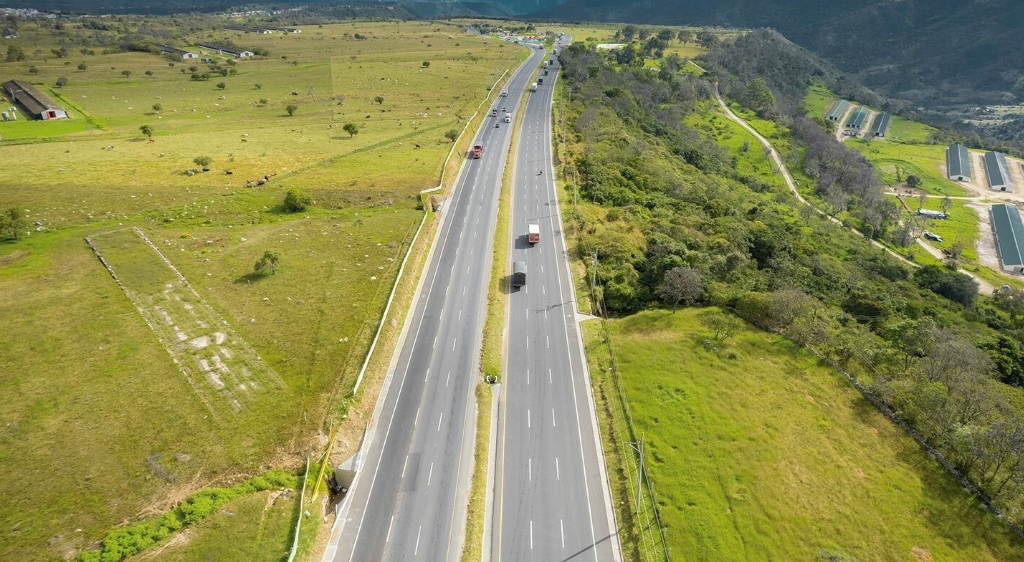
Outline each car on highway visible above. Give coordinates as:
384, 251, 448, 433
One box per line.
512, 261, 527, 288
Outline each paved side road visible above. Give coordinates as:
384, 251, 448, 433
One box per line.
492, 36, 622, 562
325, 46, 545, 562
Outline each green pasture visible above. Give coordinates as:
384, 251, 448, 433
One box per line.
585, 308, 1024, 562
897, 195, 980, 261
848, 139, 971, 197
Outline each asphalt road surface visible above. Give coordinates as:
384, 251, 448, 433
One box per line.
492, 36, 622, 562
327, 46, 546, 562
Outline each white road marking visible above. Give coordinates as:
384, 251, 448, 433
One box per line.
452, 338, 457, 351
546, 335, 550, 348
415, 526, 422, 556
527, 409, 531, 428
458, 309, 462, 321
386, 515, 396, 543
556, 456, 560, 480
560, 519, 565, 548
428, 462, 434, 486
438, 412, 444, 431
446, 370, 451, 388
463, 286, 467, 296
414, 406, 421, 426
544, 309, 548, 319
542, 285, 546, 295
540, 264, 544, 274
526, 337, 529, 349
549, 368, 553, 384
552, 408, 557, 427
530, 521, 534, 550
529, 457, 532, 481
527, 368, 530, 385
402, 455, 409, 478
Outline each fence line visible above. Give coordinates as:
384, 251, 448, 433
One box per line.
287, 457, 311, 562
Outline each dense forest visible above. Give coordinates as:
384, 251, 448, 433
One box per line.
559, 32, 1024, 527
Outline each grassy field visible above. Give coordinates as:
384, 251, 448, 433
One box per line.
584, 308, 1024, 562
848, 139, 971, 197
686, 103, 788, 192
0, 20, 527, 562
896, 195, 980, 261
804, 82, 837, 120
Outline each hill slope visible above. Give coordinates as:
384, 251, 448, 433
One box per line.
542, 0, 1024, 109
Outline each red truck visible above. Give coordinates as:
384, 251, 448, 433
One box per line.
472, 145, 483, 159
528, 224, 540, 244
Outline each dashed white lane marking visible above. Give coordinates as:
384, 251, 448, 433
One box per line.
549, 368, 553, 384
402, 455, 409, 478
527, 409, 531, 428
446, 370, 451, 388
415, 526, 422, 556
556, 456, 560, 480
546, 335, 550, 348
387, 515, 396, 543
428, 462, 434, 486
560, 519, 565, 548
529, 457, 532, 482
552, 408, 557, 427
437, 411, 444, 431
527, 368, 530, 385
452, 338, 457, 351
530, 521, 534, 550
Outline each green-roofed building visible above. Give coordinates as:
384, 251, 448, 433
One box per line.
947, 144, 971, 181
870, 112, 891, 137
845, 106, 868, 130
826, 99, 849, 122
992, 204, 1024, 273
985, 151, 1015, 192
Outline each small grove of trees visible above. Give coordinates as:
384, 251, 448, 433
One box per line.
342, 123, 359, 138
55, 77, 68, 88
140, 125, 153, 138
254, 251, 280, 276
444, 128, 459, 143
0, 207, 27, 241
285, 104, 297, 116
282, 190, 312, 213
6, 44, 26, 62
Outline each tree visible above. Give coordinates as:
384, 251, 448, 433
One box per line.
140, 125, 153, 138
285, 104, 297, 116
145, 70, 153, 76
677, 30, 693, 44
657, 29, 675, 42
696, 31, 718, 49
656, 266, 702, 312
422, 61, 430, 68
906, 175, 921, 188
255, 83, 262, 90
28, 65, 38, 74
620, 24, 638, 41
6, 44, 26, 62
253, 251, 280, 276
0, 207, 27, 240
941, 195, 953, 214
193, 156, 212, 171
216, 82, 226, 90
152, 103, 162, 112
374, 95, 384, 105
282, 190, 313, 212
342, 123, 359, 138
77, 62, 87, 71
638, 28, 652, 41
703, 311, 741, 346
743, 78, 776, 116
121, 70, 131, 78
444, 128, 459, 143
55, 77, 68, 88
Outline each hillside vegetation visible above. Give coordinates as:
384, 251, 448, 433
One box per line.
557, 32, 1024, 556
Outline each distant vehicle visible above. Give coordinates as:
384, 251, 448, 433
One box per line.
491, 108, 497, 117
548, 59, 554, 66
500, 90, 508, 97
528, 224, 540, 244
537, 78, 543, 85
923, 231, 944, 242
495, 122, 500, 128
512, 261, 527, 288
472, 145, 483, 159
504, 112, 511, 123
543, 69, 549, 76
530, 82, 538, 92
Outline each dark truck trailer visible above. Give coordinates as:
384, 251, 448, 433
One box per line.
512, 261, 527, 288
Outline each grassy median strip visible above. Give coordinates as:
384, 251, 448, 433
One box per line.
462, 55, 543, 562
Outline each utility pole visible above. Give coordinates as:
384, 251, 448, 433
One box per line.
635, 432, 644, 514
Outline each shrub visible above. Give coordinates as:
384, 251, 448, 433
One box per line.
282, 190, 313, 212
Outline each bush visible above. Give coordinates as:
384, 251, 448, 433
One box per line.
282, 190, 313, 212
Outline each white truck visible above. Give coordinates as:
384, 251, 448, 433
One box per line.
528, 224, 540, 244
530, 82, 538, 92
504, 112, 511, 123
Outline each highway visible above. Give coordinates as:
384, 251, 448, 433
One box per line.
327, 46, 546, 561
492, 36, 622, 561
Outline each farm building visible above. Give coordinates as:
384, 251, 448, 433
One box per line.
871, 112, 891, 137
991, 204, 1024, 273
271, 27, 301, 33
2, 28, 17, 39
825, 100, 849, 122
947, 144, 972, 181
984, 151, 1015, 192
155, 44, 198, 60
845, 106, 868, 131
1, 79, 67, 120
197, 42, 254, 58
